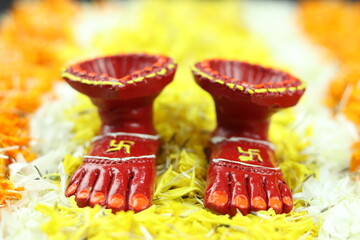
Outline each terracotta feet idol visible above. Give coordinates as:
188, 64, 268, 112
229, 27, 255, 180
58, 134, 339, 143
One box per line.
62, 54, 176, 212
192, 60, 305, 216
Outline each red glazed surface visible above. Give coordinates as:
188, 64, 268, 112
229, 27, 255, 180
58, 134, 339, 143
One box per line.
62, 53, 176, 212
192, 59, 305, 216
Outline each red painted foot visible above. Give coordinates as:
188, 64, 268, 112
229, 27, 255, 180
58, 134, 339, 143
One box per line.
62, 54, 176, 212
66, 132, 158, 212
205, 138, 292, 215
192, 59, 305, 216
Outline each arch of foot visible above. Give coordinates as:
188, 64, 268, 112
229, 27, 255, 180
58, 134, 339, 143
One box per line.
62, 53, 177, 212
192, 59, 305, 216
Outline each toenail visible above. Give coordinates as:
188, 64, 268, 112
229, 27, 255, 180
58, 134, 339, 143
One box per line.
252, 196, 267, 210
269, 197, 282, 210
66, 184, 77, 196
208, 190, 228, 207
90, 192, 105, 205
282, 196, 293, 206
109, 194, 124, 209
234, 195, 249, 209
130, 193, 149, 211
77, 189, 90, 199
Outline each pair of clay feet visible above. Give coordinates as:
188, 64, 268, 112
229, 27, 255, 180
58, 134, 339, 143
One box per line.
63, 54, 305, 216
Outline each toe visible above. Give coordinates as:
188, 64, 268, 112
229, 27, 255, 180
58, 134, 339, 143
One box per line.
108, 193, 125, 209
129, 193, 149, 212
66, 168, 85, 197
90, 192, 106, 206
278, 180, 293, 213
89, 169, 111, 207
204, 165, 230, 215
75, 169, 99, 207
248, 175, 267, 212
207, 190, 229, 208
66, 183, 79, 197
229, 172, 250, 216
128, 164, 156, 212
106, 168, 130, 212
265, 177, 283, 214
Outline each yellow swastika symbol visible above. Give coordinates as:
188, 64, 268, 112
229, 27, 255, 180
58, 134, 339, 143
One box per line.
106, 140, 135, 154
237, 147, 263, 162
